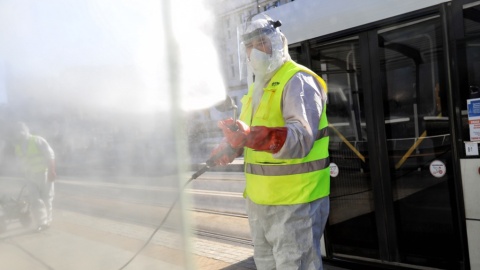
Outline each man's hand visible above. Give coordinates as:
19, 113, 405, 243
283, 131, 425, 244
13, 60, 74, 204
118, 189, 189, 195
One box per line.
218, 119, 250, 149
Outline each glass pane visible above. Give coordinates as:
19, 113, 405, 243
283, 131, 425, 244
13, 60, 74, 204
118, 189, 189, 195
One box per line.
466, 38, 480, 94
309, 38, 379, 259
464, 4, 480, 143
0, 1, 226, 269
464, 3, 480, 36
378, 17, 461, 268
289, 45, 308, 66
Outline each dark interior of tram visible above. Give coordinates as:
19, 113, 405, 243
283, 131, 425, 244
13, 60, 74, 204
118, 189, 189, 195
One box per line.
302, 19, 462, 268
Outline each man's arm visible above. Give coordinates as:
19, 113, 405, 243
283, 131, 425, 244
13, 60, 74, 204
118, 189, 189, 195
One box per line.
47, 159, 56, 181
218, 72, 326, 158
36, 136, 56, 181
274, 71, 326, 159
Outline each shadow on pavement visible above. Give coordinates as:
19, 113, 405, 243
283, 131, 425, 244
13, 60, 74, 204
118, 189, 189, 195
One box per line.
220, 256, 256, 270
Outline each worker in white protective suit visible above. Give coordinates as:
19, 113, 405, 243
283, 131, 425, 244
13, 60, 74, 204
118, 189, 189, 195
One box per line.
210, 15, 330, 270
11, 122, 56, 231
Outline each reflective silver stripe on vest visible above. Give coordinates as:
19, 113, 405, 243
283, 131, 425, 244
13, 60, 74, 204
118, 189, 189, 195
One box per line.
245, 157, 330, 176
315, 127, 328, 141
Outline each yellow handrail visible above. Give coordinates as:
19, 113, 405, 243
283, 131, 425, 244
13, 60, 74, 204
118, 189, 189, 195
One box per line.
394, 130, 427, 170
328, 124, 366, 162
394, 113, 442, 170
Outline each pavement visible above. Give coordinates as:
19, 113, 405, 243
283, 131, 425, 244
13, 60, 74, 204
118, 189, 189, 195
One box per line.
0, 209, 348, 270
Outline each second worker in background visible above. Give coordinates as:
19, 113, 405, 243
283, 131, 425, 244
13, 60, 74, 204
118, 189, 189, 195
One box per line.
10, 122, 56, 231
210, 15, 331, 270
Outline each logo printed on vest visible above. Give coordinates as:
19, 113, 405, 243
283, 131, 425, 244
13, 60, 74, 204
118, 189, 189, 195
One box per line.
271, 82, 280, 86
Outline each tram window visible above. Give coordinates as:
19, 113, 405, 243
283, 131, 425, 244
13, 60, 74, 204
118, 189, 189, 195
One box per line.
466, 42, 480, 92
464, 3, 480, 36
309, 39, 365, 141
288, 45, 308, 66
462, 3, 480, 143
464, 3, 480, 93
379, 19, 445, 139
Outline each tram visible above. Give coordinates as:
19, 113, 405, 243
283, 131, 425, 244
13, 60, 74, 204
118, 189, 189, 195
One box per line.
262, 0, 480, 269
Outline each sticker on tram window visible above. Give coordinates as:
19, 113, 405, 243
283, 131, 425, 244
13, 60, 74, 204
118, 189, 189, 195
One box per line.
429, 160, 446, 178
330, 162, 339, 177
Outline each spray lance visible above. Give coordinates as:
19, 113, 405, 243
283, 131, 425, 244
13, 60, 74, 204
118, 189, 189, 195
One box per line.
119, 96, 239, 270
191, 95, 239, 179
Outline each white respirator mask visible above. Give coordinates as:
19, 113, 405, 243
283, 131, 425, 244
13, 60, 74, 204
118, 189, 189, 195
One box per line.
248, 48, 273, 76
237, 15, 286, 81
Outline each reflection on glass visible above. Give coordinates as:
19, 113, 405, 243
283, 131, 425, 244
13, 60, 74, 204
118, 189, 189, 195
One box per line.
461, 3, 480, 142
308, 38, 378, 259
464, 3, 480, 36
0, 1, 226, 269
379, 17, 461, 268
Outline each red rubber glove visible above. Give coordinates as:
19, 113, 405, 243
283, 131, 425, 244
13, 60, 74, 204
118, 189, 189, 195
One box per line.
218, 118, 250, 149
246, 126, 287, 153
209, 140, 243, 166
218, 119, 287, 154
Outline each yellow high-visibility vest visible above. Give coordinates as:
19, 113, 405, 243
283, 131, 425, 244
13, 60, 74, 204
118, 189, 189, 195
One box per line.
239, 61, 330, 205
15, 137, 47, 175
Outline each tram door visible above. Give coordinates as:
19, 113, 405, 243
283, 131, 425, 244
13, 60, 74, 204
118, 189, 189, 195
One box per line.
305, 16, 463, 269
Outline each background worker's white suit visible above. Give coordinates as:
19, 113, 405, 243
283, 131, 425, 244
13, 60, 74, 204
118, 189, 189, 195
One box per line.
13, 122, 56, 231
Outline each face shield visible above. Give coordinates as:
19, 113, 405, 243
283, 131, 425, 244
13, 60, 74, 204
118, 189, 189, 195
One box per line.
237, 17, 285, 80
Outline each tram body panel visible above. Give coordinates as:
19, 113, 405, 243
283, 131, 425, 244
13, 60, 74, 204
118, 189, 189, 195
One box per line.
461, 158, 480, 270
263, 0, 450, 44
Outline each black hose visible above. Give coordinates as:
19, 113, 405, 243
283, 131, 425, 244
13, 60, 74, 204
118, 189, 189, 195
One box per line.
118, 176, 194, 270
118, 145, 236, 269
